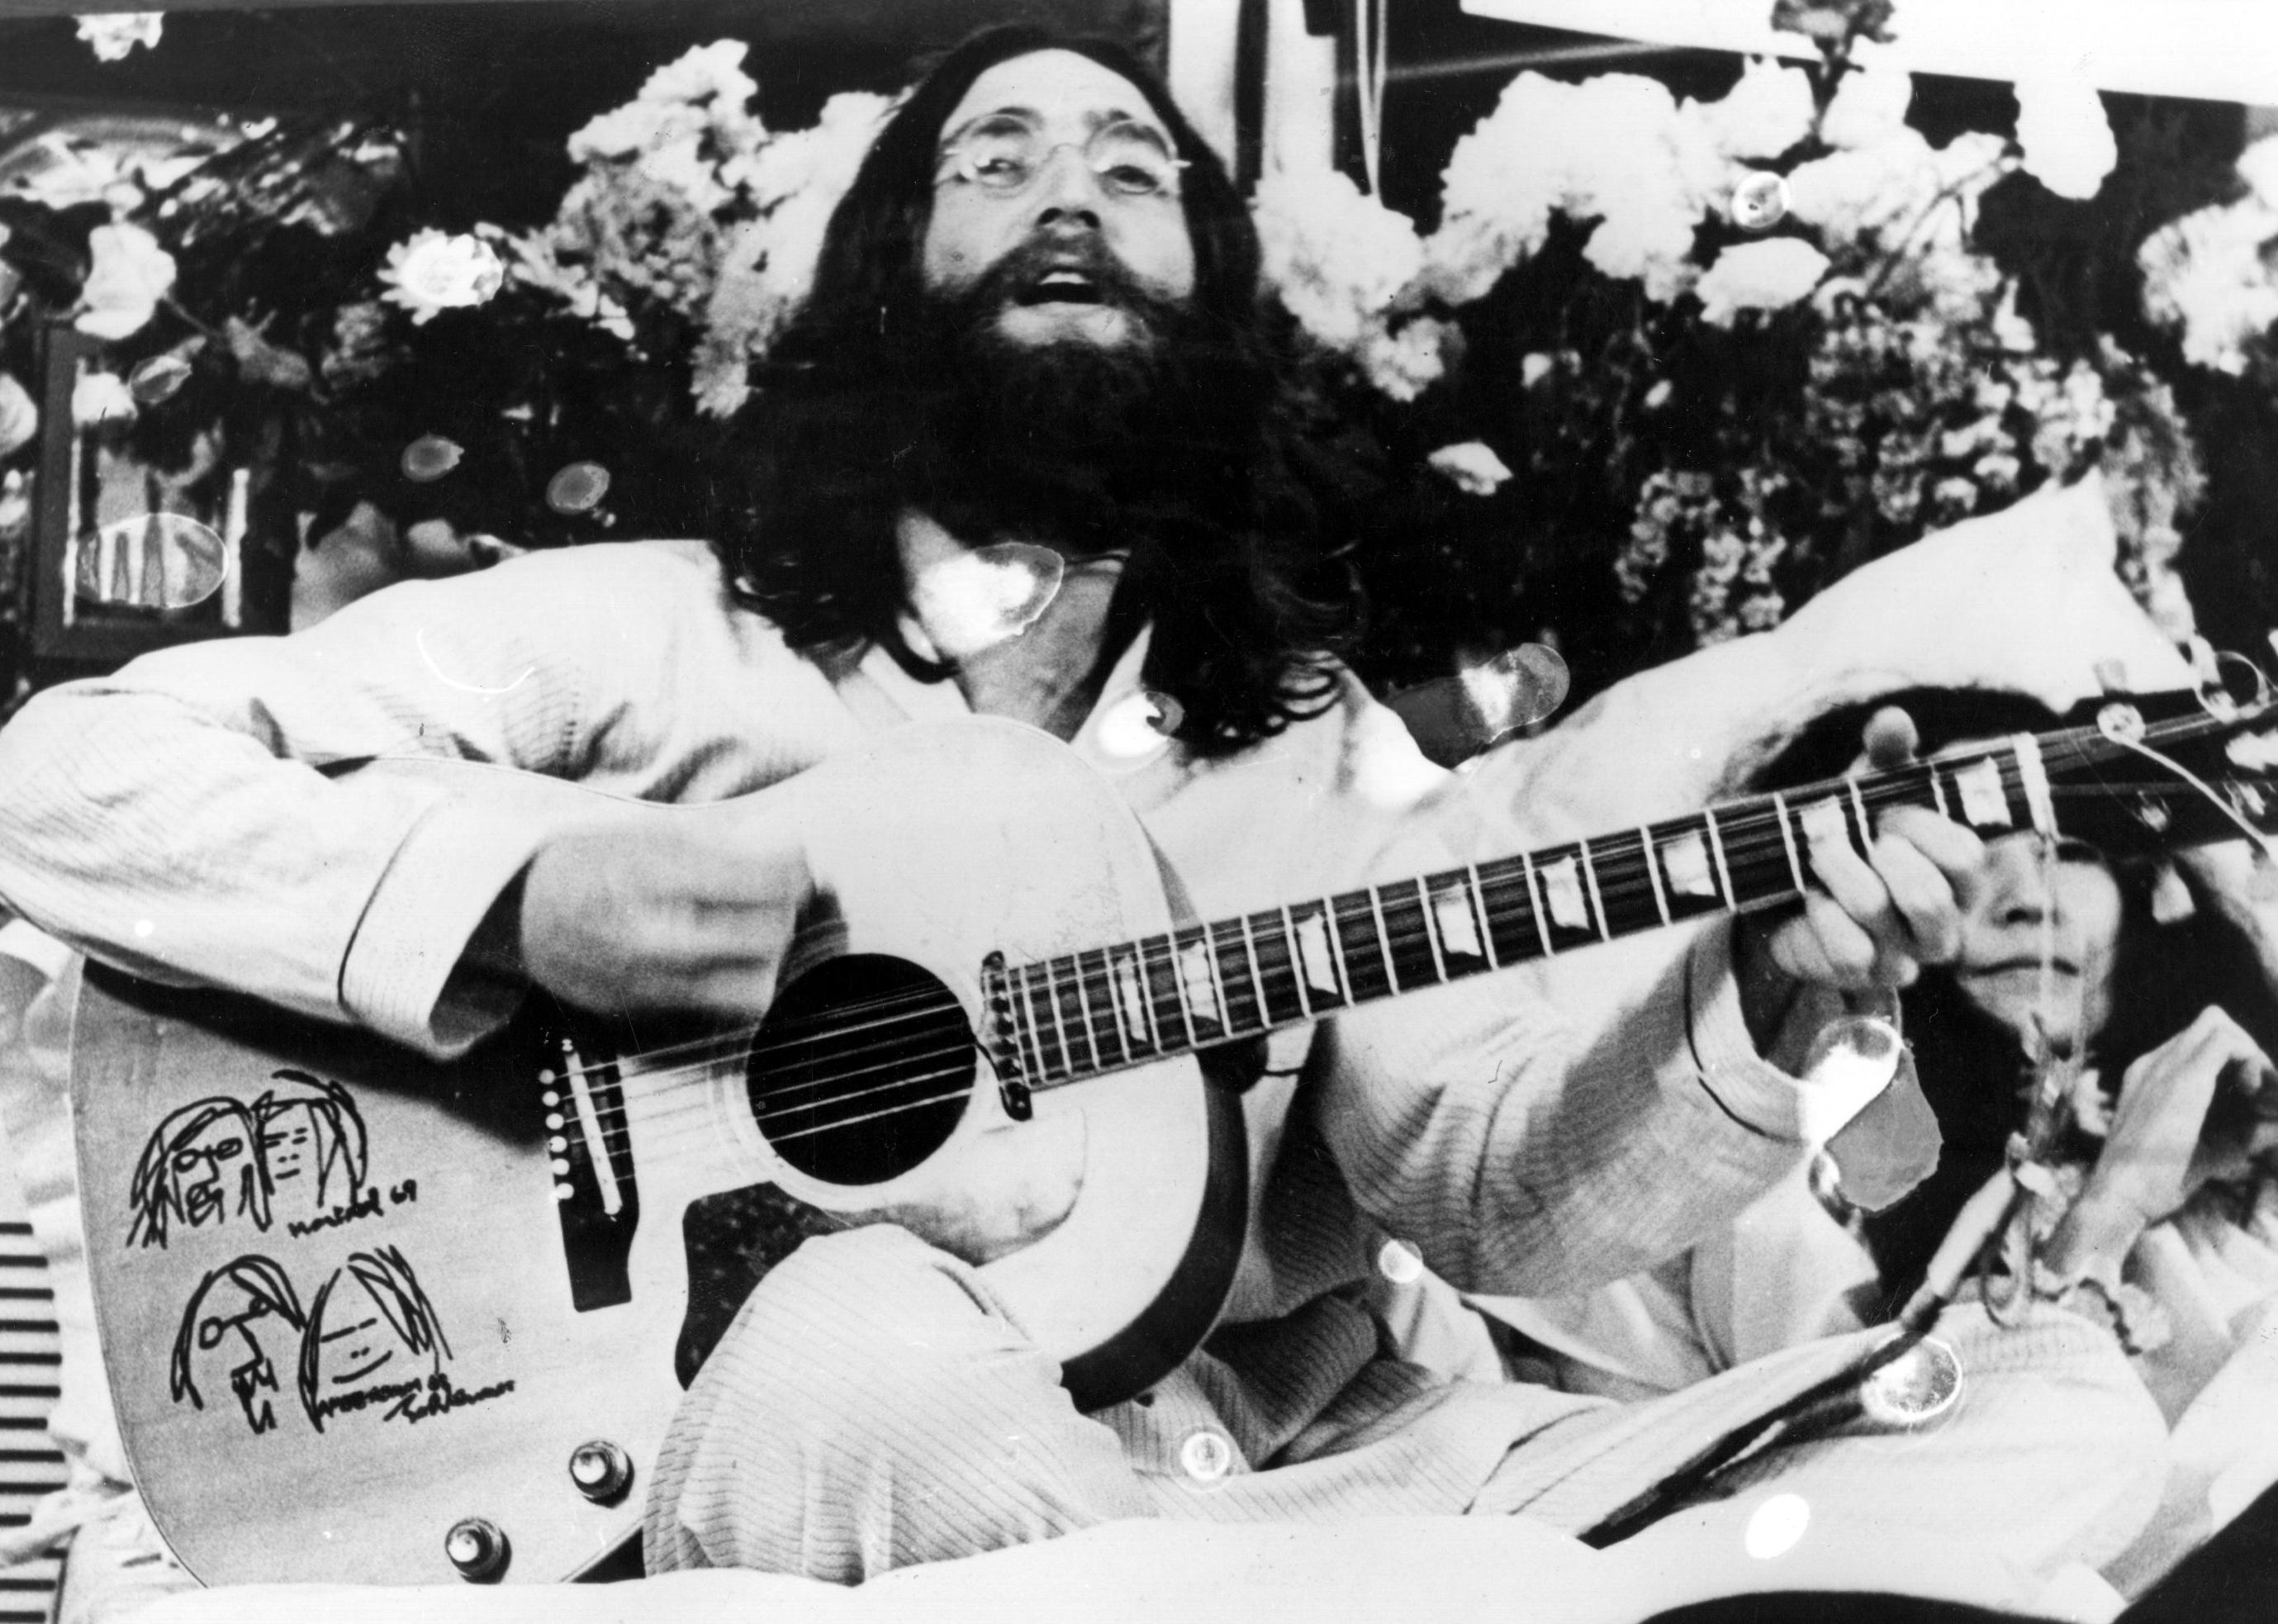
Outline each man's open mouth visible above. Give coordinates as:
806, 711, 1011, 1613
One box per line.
1016, 268, 1108, 306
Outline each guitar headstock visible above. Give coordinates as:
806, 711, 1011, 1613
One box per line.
2038, 685, 2278, 860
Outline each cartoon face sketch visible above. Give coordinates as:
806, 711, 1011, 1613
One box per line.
130, 1099, 265, 1248
171, 1256, 307, 1436
298, 1247, 452, 1429
129, 1071, 373, 1246
252, 1071, 369, 1223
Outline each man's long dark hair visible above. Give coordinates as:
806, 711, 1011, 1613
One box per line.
705, 24, 1352, 756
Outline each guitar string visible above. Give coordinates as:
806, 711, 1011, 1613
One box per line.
559, 733, 2198, 1157
596, 761, 2030, 1155
567, 753, 2159, 1160
547, 716, 2181, 1115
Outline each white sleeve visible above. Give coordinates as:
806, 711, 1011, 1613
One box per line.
0, 545, 726, 1055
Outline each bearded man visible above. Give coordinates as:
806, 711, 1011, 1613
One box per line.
0, 24, 2164, 1602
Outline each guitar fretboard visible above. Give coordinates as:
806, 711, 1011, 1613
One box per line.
996, 735, 2056, 1090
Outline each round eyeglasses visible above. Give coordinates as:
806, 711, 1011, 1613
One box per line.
937, 112, 1187, 200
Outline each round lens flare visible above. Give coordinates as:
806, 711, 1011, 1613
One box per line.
1729, 171, 1791, 231
545, 461, 612, 515
904, 540, 1063, 661
75, 512, 230, 610
401, 434, 464, 483
1386, 644, 1571, 763
1859, 1337, 1963, 1427
127, 353, 195, 405
1095, 688, 1183, 760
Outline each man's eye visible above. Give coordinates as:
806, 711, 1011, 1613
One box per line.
197, 1318, 225, 1349
970, 152, 1029, 183
1099, 163, 1164, 195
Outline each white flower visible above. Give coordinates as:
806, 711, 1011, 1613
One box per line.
642, 40, 760, 114
1692, 56, 1815, 161
1425, 71, 1735, 309
0, 373, 36, 458
1255, 166, 1423, 350
2238, 135, 2278, 207
569, 41, 762, 168
378, 230, 505, 325
1693, 237, 1830, 325
1820, 45, 1914, 150
685, 92, 892, 415
1786, 128, 2005, 247
1427, 441, 1513, 496
73, 12, 162, 62
71, 370, 136, 427
75, 222, 176, 340
2015, 76, 2115, 202
1358, 316, 1449, 401
2138, 194, 2278, 374
638, 135, 733, 215
10, 135, 142, 214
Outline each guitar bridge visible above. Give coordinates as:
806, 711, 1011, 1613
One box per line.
981, 951, 1032, 1122
534, 1012, 641, 1312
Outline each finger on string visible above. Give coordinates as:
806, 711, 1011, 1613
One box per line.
1807, 834, 1905, 961
1876, 805, 1987, 903
1868, 831, 1962, 966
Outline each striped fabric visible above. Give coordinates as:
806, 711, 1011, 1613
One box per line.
0, 1184, 64, 1624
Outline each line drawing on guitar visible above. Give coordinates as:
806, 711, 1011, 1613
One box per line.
127, 1071, 373, 1248
169, 1244, 513, 1439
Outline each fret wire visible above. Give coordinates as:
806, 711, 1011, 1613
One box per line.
1054, 956, 1097, 1079
1280, 906, 1315, 1019
1847, 777, 1873, 857
1154, 933, 1198, 1055
1640, 825, 1671, 926
1010, 962, 1047, 1084
1133, 944, 1164, 1053
1367, 886, 1402, 991
1322, 895, 1355, 1003
1075, 950, 1122, 1071
1414, 877, 1449, 981
1465, 863, 1500, 970
1521, 852, 1556, 956
1769, 791, 1807, 895
1023, 962, 1065, 1083
1198, 922, 1233, 1033
1238, 914, 1270, 1035
1578, 840, 1613, 943
1702, 807, 1738, 908
1042, 957, 1077, 1079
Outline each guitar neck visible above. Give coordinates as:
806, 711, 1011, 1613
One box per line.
997, 734, 2065, 1090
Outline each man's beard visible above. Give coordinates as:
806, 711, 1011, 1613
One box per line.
894, 240, 1255, 556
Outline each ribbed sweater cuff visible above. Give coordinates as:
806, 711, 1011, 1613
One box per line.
339, 795, 561, 1057
1686, 926, 1808, 1142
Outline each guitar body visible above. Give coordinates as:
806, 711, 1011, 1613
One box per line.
73, 720, 1248, 1586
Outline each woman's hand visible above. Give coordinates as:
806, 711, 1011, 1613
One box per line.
2051, 1006, 2278, 1273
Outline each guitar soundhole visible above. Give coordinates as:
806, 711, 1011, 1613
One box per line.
746, 954, 973, 1186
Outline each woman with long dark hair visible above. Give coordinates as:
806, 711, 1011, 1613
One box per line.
1484, 686, 2278, 1591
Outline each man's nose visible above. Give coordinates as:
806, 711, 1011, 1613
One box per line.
1031, 144, 1106, 228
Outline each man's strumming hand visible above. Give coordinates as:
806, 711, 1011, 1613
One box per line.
515, 804, 812, 1021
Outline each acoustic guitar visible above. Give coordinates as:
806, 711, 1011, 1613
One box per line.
70, 690, 2278, 1586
